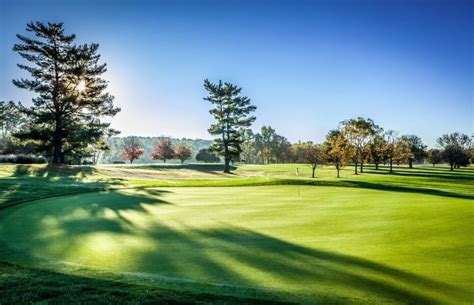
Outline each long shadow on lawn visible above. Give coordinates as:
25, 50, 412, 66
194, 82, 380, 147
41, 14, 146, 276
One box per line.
271, 179, 474, 200
363, 166, 474, 181
0, 164, 125, 210
3, 189, 470, 304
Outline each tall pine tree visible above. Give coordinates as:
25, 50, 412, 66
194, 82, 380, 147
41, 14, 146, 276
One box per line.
203, 79, 256, 173
13, 22, 120, 164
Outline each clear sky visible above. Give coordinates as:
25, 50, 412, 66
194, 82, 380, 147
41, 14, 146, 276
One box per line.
0, 0, 472, 147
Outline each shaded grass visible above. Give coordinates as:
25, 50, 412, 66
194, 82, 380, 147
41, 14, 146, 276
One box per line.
0, 163, 473, 304
0, 262, 292, 305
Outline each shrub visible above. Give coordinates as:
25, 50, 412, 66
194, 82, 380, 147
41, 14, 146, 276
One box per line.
0, 154, 47, 164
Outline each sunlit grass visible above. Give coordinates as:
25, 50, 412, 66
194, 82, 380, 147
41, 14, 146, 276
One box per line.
0, 163, 473, 304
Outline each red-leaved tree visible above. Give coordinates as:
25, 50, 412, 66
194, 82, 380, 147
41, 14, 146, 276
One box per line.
175, 144, 192, 164
151, 139, 175, 163
121, 137, 144, 164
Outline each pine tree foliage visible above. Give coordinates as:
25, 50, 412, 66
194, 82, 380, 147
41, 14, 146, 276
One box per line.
13, 22, 120, 164
203, 79, 256, 173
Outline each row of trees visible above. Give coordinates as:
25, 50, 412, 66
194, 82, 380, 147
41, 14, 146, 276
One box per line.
2, 22, 472, 174
121, 138, 192, 164
201, 80, 472, 176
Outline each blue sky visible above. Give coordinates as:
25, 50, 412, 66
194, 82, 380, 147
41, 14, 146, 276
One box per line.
0, 0, 472, 146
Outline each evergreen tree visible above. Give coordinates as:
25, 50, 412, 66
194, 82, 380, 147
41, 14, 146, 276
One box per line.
13, 22, 120, 164
203, 79, 256, 173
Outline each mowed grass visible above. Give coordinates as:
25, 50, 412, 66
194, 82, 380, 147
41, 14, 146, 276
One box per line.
0, 163, 473, 304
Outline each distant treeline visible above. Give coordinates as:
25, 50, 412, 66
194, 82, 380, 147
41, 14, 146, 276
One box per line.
99, 137, 213, 164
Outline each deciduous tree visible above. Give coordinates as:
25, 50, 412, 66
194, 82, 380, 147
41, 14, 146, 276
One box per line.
323, 130, 351, 178
426, 149, 442, 167
121, 137, 144, 164
151, 139, 175, 163
195, 148, 220, 163
400, 135, 427, 168
302, 143, 321, 178
175, 144, 192, 164
369, 134, 387, 170
437, 133, 472, 170
340, 117, 378, 174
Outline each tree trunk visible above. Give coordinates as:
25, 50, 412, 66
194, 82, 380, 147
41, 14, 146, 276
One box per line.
354, 162, 358, 175
52, 118, 62, 164
450, 162, 453, 171
163, 159, 166, 163
389, 158, 393, 173
360, 162, 363, 173
336, 165, 340, 178
224, 157, 231, 173
375, 162, 379, 170
409, 160, 413, 168
130, 159, 133, 164
312, 165, 316, 178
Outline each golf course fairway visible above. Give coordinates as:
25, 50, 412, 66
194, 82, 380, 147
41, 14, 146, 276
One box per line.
1, 185, 472, 304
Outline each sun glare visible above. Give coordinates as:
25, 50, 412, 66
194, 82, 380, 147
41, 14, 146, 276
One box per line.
76, 80, 86, 92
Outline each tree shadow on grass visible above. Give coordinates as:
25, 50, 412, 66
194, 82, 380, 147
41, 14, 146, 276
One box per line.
362, 166, 474, 182
267, 179, 474, 200
2, 189, 471, 304
116, 163, 237, 176
0, 164, 126, 210
0, 261, 289, 305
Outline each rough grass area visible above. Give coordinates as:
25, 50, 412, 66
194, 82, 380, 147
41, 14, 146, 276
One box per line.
0, 163, 473, 304
0, 262, 290, 304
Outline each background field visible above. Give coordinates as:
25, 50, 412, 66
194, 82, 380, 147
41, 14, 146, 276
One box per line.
0, 163, 473, 304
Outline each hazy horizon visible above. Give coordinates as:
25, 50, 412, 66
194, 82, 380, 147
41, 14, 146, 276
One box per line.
1, 0, 472, 147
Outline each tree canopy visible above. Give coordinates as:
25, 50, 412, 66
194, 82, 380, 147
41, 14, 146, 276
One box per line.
13, 22, 120, 164
203, 79, 256, 173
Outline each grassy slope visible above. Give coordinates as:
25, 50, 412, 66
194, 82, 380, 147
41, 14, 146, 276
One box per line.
0, 163, 473, 304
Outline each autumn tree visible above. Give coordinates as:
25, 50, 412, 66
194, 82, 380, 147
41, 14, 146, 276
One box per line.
340, 117, 378, 174
255, 126, 276, 164
383, 130, 398, 173
195, 148, 220, 163
151, 139, 175, 163
302, 143, 321, 178
427, 149, 442, 167
121, 137, 144, 164
240, 129, 256, 163
204, 79, 256, 173
369, 134, 387, 170
13, 22, 120, 164
383, 130, 413, 173
175, 144, 192, 164
290, 142, 307, 163
400, 135, 427, 168
323, 130, 351, 178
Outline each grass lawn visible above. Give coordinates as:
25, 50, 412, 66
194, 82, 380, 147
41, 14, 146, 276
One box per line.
0, 163, 473, 304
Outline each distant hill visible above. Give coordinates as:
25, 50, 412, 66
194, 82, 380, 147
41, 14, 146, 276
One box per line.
99, 136, 214, 164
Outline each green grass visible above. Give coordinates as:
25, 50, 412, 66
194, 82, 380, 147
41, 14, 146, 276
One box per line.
0, 163, 473, 304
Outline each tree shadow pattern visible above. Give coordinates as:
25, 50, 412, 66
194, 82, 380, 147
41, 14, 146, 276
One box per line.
1, 188, 471, 304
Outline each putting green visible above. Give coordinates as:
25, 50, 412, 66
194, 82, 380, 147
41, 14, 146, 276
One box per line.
0, 186, 472, 304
